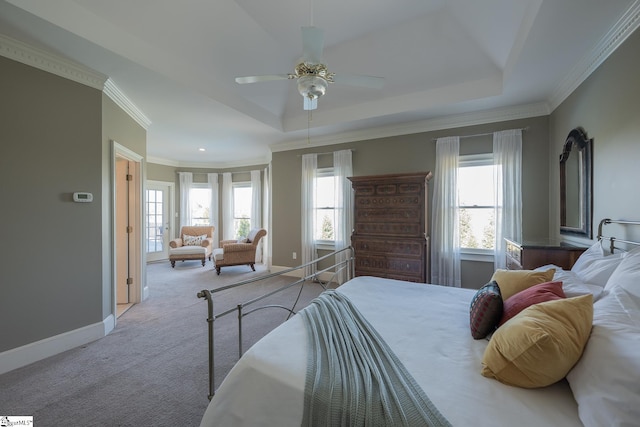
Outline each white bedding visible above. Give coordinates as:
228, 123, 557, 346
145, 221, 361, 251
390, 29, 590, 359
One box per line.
200, 276, 582, 427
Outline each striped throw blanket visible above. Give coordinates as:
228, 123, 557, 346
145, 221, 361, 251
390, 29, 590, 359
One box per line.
299, 290, 451, 427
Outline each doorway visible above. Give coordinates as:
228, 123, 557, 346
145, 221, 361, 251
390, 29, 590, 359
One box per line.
112, 142, 145, 321
146, 181, 174, 262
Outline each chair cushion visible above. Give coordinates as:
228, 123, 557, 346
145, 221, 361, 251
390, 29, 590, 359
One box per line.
170, 245, 207, 256
212, 248, 224, 261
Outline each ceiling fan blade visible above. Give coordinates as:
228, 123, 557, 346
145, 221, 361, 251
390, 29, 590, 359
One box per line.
301, 26, 324, 64
332, 74, 385, 89
235, 74, 291, 84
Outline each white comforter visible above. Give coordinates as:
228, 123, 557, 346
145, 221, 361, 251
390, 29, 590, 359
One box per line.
200, 276, 581, 427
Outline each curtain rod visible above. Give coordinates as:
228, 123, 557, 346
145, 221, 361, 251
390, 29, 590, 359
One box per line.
176, 170, 260, 174
297, 149, 355, 157
431, 126, 529, 142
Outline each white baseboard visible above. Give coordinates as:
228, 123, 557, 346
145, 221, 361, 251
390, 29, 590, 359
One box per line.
0, 318, 111, 375
103, 314, 115, 336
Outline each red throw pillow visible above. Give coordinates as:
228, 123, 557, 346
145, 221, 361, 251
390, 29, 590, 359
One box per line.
499, 281, 565, 326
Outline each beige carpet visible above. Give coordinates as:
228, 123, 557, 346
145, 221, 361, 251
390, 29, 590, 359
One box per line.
0, 260, 331, 426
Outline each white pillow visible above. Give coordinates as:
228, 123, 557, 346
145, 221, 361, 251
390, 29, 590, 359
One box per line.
571, 241, 625, 287
535, 264, 605, 300
566, 251, 640, 427
604, 245, 640, 295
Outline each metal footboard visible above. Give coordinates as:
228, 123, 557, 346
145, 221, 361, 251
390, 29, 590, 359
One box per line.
196, 246, 354, 400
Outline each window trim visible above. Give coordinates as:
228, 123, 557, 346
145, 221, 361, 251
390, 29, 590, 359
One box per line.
458, 153, 495, 261
232, 181, 252, 238
315, 167, 336, 248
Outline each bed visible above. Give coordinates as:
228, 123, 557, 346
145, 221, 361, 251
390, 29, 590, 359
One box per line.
198, 219, 640, 427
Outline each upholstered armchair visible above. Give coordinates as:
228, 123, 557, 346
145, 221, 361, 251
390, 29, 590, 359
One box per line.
169, 226, 214, 268
212, 228, 267, 275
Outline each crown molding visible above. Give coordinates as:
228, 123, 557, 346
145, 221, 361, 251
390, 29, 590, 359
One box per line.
0, 33, 151, 130
549, 1, 640, 110
146, 153, 272, 169
271, 102, 550, 152
103, 79, 151, 130
0, 32, 106, 90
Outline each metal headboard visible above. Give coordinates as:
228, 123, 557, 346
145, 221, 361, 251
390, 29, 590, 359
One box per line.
596, 218, 640, 253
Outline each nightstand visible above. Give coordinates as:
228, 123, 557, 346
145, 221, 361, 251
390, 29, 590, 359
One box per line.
505, 238, 587, 270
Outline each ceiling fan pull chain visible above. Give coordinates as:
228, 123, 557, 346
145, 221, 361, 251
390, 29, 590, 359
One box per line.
307, 108, 312, 144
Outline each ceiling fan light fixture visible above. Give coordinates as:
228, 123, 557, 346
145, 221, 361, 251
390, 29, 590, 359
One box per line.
297, 75, 327, 110
297, 75, 327, 99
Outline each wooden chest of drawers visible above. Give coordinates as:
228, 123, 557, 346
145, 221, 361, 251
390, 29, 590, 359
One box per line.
349, 172, 432, 283
505, 238, 587, 270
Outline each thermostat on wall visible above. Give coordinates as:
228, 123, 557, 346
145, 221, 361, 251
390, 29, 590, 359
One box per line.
73, 192, 93, 203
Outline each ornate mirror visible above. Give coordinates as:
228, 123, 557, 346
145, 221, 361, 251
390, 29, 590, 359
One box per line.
560, 127, 593, 238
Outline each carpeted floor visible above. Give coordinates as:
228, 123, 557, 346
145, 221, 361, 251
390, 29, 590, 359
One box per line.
0, 261, 330, 426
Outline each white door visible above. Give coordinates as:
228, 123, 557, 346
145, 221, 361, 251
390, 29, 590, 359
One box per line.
116, 157, 132, 303
146, 182, 173, 262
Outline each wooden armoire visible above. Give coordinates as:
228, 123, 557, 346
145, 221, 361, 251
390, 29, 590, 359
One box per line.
348, 172, 432, 283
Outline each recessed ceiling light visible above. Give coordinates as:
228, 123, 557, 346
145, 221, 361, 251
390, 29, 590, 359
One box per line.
198, 148, 205, 152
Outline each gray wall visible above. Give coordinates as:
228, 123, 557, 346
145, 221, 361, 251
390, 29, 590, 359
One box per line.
147, 162, 176, 182
271, 115, 550, 289
0, 55, 145, 353
0, 56, 103, 352
549, 28, 640, 245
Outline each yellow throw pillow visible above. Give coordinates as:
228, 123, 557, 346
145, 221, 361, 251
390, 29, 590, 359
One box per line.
491, 269, 556, 301
481, 294, 593, 388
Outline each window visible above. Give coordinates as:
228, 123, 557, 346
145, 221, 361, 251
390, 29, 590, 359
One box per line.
189, 185, 211, 226
233, 183, 252, 238
314, 168, 336, 244
146, 189, 164, 252
458, 154, 497, 252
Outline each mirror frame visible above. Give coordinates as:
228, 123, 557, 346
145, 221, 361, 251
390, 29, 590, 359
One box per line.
560, 127, 593, 238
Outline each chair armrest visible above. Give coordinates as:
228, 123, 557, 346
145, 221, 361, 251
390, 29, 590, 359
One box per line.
169, 238, 182, 248
219, 239, 237, 246
201, 237, 213, 248
222, 243, 252, 253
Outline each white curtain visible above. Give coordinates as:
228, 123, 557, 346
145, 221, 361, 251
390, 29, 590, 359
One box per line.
262, 165, 271, 269
222, 172, 234, 240
333, 149, 353, 284
250, 170, 262, 262
207, 173, 219, 248
178, 172, 193, 228
301, 153, 318, 277
431, 137, 461, 287
494, 129, 523, 270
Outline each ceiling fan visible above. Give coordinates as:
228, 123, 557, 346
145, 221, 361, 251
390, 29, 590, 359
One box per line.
235, 26, 384, 110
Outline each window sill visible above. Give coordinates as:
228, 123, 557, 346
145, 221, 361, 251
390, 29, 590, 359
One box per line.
460, 251, 494, 263
316, 242, 335, 251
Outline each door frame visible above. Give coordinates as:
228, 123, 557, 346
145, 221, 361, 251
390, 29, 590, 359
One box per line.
111, 141, 146, 325
146, 180, 175, 262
